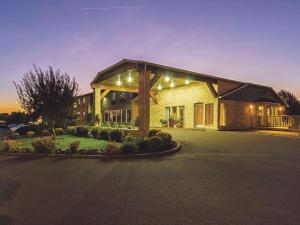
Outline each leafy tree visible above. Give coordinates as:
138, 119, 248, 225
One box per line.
6, 112, 29, 124
14, 65, 79, 136
0, 113, 9, 121
278, 90, 300, 115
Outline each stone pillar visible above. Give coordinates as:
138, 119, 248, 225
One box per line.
94, 87, 101, 126
138, 70, 150, 136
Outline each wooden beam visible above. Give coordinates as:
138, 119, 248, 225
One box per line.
206, 82, 217, 98
138, 70, 150, 136
92, 83, 138, 93
100, 89, 110, 98
150, 73, 161, 88
150, 92, 158, 104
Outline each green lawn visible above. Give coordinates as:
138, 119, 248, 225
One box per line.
17, 135, 108, 150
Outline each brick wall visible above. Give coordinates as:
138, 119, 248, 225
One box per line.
150, 82, 218, 129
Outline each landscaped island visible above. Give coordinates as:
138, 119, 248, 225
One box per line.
0, 126, 178, 156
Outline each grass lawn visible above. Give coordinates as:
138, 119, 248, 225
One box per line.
17, 135, 108, 150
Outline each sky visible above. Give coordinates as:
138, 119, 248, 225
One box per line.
0, 0, 300, 113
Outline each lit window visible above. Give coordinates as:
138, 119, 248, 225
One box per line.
220, 103, 226, 126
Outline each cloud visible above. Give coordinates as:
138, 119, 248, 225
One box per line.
81, 6, 143, 10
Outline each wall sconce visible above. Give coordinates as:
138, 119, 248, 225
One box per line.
116, 76, 122, 86
165, 75, 170, 82
158, 83, 162, 90
170, 80, 175, 88
185, 79, 190, 85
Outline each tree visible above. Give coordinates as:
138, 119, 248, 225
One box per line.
14, 65, 79, 136
278, 90, 300, 115
0, 113, 9, 121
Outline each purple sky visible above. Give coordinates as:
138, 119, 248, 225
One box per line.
1, 0, 300, 112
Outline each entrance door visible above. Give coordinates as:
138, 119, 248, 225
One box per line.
194, 103, 204, 127
205, 103, 214, 125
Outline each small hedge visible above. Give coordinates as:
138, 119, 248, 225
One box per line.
54, 128, 64, 135
32, 137, 55, 153
147, 129, 161, 138
41, 130, 50, 136
76, 127, 89, 137
147, 136, 162, 152
99, 130, 110, 141
26, 131, 35, 138
104, 142, 119, 155
10, 132, 21, 139
0, 140, 18, 152
91, 127, 101, 139
119, 143, 138, 154
110, 129, 123, 143
69, 141, 81, 154
156, 132, 172, 149
66, 126, 77, 135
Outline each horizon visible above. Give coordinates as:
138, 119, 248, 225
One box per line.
1, 0, 300, 113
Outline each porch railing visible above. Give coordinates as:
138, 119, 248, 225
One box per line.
253, 115, 300, 130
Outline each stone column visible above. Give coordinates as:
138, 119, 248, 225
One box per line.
94, 87, 101, 126
138, 70, 150, 136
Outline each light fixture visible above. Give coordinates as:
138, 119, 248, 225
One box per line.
158, 83, 162, 90
185, 79, 190, 85
116, 76, 122, 86
279, 106, 283, 111
249, 104, 254, 109
165, 74, 170, 82
127, 71, 132, 83
170, 80, 175, 88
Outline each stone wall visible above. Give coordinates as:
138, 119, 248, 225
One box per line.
150, 82, 218, 129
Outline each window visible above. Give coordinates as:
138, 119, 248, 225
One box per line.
126, 109, 131, 123
220, 103, 226, 126
83, 97, 86, 104
83, 111, 86, 117
178, 106, 184, 127
78, 98, 81, 104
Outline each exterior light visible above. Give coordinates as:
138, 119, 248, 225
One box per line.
279, 106, 283, 111
116, 76, 122, 86
170, 80, 175, 88
249, 104, 254, 109
127, 71, 132, 83
165, 75, 170, 82
158, 83, 162, 90
185, 79, 190, 85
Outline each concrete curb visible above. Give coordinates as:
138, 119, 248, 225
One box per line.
0, 141, 181, 160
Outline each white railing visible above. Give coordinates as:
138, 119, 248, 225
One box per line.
254, 115, 300, 130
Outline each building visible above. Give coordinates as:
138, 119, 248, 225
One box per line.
77, 59, 288, 134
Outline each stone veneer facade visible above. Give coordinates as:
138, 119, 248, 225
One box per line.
150, 82, 219, 129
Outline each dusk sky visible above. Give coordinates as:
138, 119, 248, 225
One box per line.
1, 0, 299, 113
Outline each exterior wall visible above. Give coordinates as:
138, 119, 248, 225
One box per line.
76, 94, 93, 125
220, 100, 284, 130
217, 80, 241, 96
150, 82, 218, 129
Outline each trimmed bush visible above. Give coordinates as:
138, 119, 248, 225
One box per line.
26, 131, 35, 138
124, 133, 136, 143
147, 129, 161, 138
156, 132, 172, 149
54, 128, 64, 135
91, 127, 101, 139
147, 136, 162, 152
76, 127, 89, 137
10, 132, 21, 139
99, 130, 110, 141
69, 141, 80, 154
110, 129, 123, 143
41, 129, 50, 136
119, 143, 138, 154
32, 137, 55, 153
135, 137, 149, 152
1, 140, 18, 152
66, 126, 77, 135
104, 142, 119, 155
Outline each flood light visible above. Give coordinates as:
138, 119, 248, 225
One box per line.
165, 75, 170, 82
158, 84, 162, 90
170, 81, 175, 88
185, 79, 190, 85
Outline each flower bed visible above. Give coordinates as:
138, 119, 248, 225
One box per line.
1, 127, 179, 157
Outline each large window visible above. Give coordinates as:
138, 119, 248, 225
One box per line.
205, 103, 214, 125
103, 109, 132, 123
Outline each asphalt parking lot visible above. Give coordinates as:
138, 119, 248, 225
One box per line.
1, 129, 300, 225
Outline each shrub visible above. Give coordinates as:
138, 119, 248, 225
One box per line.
135, 137, 149, 152
1, 140, 18, 152
119, 143, 138, 154
10, 132, 21, 139
32, 137, 55, 153
69, 141, 80, 154
26, 131, 35, 138
147, 136, 162, 152
156, 132, 172, 149
147, 129, 161, 137
104, 142, 119, 155
124, 133, 136, 143
99, 130, 110, 141
91, 127, 101, 139
76, 126, 89, 137
54, 128, 64, 135
41, 129, 50, 136
66, 126, 77, 135
110, 129, 123, 143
